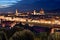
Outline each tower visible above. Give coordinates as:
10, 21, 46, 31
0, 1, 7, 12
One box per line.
40, 8, 44, 15
33, 10, 36, 15
15, 9, 18, 16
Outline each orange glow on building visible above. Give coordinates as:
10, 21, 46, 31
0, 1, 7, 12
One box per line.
40, 8, 44, 15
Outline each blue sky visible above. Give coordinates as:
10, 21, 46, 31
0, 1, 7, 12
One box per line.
0, 0, 60, 12
0, 0, 60, 9
0, 0, 21, 8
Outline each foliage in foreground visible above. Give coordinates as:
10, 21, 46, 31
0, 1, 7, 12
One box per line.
9, 29, 35, 40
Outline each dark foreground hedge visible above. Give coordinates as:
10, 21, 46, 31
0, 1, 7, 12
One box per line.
9, 29, 35, 40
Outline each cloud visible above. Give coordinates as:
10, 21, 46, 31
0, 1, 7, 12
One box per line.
0, 0, 21, 8
0, 4, 12, 8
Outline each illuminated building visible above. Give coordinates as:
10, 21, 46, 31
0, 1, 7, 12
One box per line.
40, 8, 44, 15
27, 12, 30, 15
32, 8, 45, 15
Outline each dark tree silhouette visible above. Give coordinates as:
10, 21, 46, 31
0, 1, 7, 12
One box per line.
9, 30, 35, 40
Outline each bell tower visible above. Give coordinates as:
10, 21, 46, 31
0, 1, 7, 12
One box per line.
33, 10, 36, 15
15, 9, 18, 16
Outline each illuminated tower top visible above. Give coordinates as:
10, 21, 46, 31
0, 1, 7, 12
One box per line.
15, 9, 18, 16
33, 10, 36, 15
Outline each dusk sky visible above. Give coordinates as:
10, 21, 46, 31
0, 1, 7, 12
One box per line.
0, 0, 60, 12
0, 0, 21, 8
